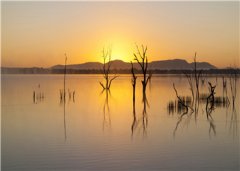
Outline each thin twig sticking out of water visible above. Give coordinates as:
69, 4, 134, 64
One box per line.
229, 69, 237, 108
63, 54, 67, 102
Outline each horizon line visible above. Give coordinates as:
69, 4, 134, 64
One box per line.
1, 58, 240, 69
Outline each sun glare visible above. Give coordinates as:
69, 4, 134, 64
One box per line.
110, 42, 132, 62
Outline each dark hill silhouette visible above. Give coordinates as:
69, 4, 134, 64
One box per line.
52, 62, 102, 70
149, 59, 190, 70
51, 59, 216, 70
189, 62, 216, 69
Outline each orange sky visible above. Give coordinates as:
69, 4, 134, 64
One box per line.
1, 1, 239, 68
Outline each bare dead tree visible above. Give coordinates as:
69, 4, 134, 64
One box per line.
99, 47, 118, 90
184, 72, 195, 106
206, 82, 216, 119
131, 61, 137, 103
193, 52, 202, 101
173, 83, 194, 113
133, 44, 151, 94
63, 53, 67, 102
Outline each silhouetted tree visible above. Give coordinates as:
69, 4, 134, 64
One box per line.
63, 54, 67, 102
193, 52, 202, 101
205, 82, 216, 137
131, 61, 137, 103
206, 82, 216, 119
99, 47, 118, 90
133, 44, 151, 94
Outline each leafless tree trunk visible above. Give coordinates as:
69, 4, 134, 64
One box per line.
99, 47, 118, 90
206, 82, 216, 119
63, 54, 67, 102
131, 61, 137, 103
229, 68, 237, 108
173, 83, 193, 113
184, 72, 195, 106
133, 44, 151, 94
193, 52, 202, 101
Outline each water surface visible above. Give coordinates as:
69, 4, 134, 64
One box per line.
2, 74, 239, 171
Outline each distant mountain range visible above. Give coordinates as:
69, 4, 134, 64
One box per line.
51, 59, 216, 70
2, 58, 240, 74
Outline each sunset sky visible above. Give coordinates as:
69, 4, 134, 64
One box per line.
2, 1, 239, 68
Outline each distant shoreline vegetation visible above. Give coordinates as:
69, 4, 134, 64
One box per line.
1, 67, 240, 75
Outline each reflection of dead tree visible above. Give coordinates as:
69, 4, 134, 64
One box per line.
208, 118, 216, 138
130, 61, 148, 137
60, 89, 75, 104
222, 76, 227, 90
201, 74, 205, 86
99, 47, 118, 90
131, 94, 149, 137
131, 100, 137, 137
226, 69, 238, 138
229, 106, 238, 139
172, 83, 194, 137
102, 90, 111, 131
173, 109, 193, 137
142, 94, 148, 136
229, 69, 237, 108
222, 76, 230, 107
63, 93, 67, 141
133, 44, 151, 95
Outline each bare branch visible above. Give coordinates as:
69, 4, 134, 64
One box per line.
108, 75, 118, 89
99, 81, 105, 89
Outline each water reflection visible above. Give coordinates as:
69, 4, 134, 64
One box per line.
131, 91, 149, 138
142, 92, 149, 136
169, 79, 238, 138
101, 90, 111, 131
131, 92, 137, 137
228, 106, 238, 139
205, 82, 217, 138
60, 89, 75, 104
60, 91, 67, 141
173, 109, 194, 137
3, 74, 239, 171
59, 88, 75, 141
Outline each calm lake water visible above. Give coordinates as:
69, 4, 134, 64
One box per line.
1, 74, 239, 171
